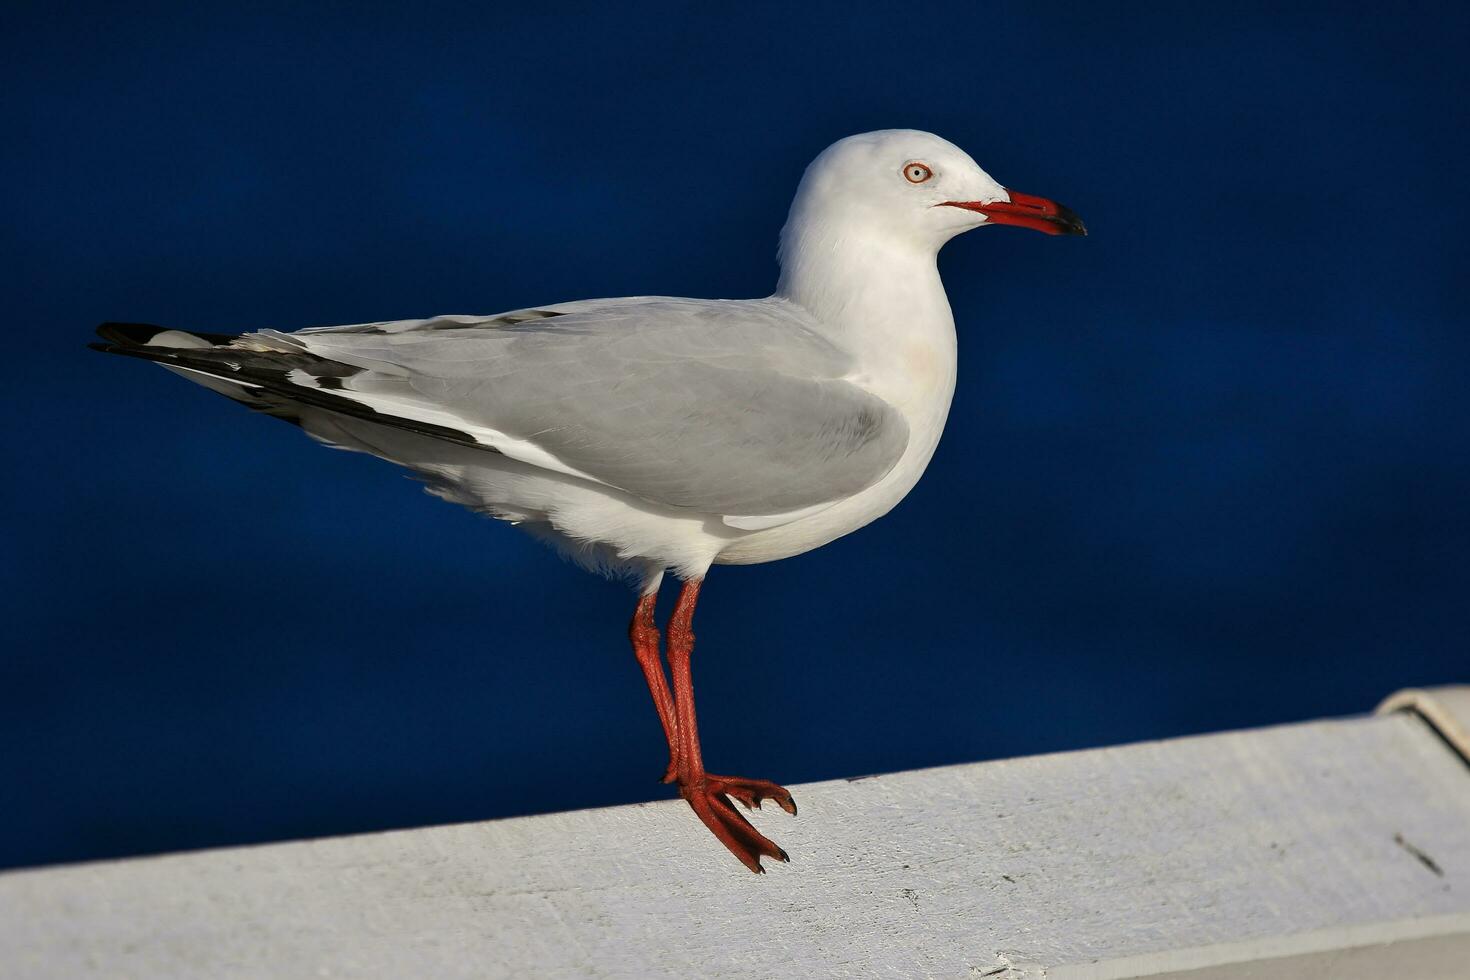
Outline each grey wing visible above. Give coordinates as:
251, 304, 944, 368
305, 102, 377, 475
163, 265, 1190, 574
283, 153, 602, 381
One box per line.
247, 298, 910, 519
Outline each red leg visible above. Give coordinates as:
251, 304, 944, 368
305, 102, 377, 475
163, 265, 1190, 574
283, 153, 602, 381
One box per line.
629, 590, 678, 783
664, 578, 796, 873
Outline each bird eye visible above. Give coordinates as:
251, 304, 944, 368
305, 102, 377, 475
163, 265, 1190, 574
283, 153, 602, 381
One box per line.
903, 162, 934, 184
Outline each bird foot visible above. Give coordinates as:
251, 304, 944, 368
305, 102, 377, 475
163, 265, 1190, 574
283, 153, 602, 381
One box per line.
679, 773, 797, 873
704, 774, 798, 815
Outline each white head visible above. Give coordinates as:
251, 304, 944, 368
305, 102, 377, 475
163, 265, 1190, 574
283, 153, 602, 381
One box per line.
779, 129, 1084, 264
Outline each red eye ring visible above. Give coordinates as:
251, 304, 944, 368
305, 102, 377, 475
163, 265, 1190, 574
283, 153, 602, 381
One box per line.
903, 162, 933, 184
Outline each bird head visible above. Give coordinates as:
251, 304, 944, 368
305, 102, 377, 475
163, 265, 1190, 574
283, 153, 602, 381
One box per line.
783, 129, 1086, 254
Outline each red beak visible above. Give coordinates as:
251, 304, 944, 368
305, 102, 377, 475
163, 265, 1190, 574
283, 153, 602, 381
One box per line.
941, 190, 1087, 236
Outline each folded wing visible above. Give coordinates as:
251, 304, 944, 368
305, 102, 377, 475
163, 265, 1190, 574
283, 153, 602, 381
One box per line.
100, 298, 910, 523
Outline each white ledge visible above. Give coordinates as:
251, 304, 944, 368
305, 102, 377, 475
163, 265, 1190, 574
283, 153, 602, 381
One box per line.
3, 686, 1469, 979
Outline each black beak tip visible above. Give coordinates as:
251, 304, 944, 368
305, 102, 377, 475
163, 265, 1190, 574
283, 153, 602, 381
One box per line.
1055, 203, 1087, 237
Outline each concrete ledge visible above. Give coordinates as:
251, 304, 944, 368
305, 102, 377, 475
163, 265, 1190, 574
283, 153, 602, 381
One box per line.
3, 687, 1469, 979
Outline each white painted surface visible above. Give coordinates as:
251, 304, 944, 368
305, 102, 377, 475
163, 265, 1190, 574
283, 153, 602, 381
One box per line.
1381, 686, 1470, 763
3, 689, 1468, 979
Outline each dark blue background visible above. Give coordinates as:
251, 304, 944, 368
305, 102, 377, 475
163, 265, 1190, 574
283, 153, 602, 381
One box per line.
3, 2, 1467, 870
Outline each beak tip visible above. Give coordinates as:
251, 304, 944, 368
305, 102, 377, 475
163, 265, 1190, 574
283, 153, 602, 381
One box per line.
1055, 203, 1088, 237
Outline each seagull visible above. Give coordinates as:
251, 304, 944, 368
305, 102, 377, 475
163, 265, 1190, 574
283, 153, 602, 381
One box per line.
92, 130, 1085, 873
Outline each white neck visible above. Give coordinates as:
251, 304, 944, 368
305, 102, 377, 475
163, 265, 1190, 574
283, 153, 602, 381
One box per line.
774, 217, 957, 410
777, 213, 944, 312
